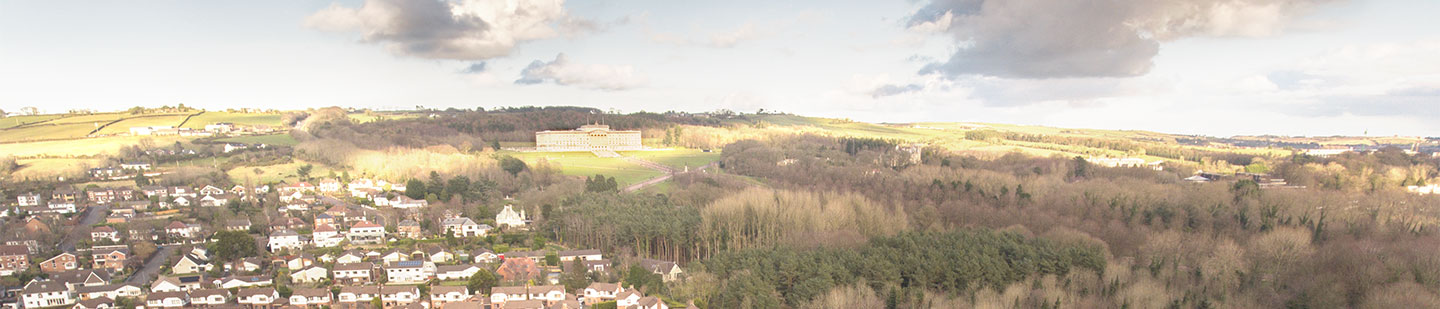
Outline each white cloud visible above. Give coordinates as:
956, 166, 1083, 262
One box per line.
650, 22, 767, 48
515, 53, 646, 90
305, 0, 589, 60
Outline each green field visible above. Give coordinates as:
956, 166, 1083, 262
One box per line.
182, 112, 284, 129
0, 115, 65, 129
0, 123, 100, 142
507, 151, 663, 186
217, 134, 299, 146
45, 113, 133, 125
96, 114, 193, 135
619, 149, 722, 170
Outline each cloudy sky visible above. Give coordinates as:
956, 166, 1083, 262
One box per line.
2, 0, 1437, 137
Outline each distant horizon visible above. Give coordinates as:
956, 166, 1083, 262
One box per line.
4, 0, 1438, 137
9, 103, 1436, 139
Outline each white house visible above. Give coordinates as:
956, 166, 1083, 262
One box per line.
429, 286, 470, 308
267, 229, 303, 253
435, 264, 483, 281
584, 282, 624, 304
347, 221, 385, 245
236, 288, 278, 307
21, 281, 73, 309
291, 266, 330, 284
490, 286, 529, 304
333, 262, 374, 285
384, 261, 435, 284
189, 289, 230, 306
289, 288, 332, 307
337, 286, 379, 303
527, 286, 566, 303
17, 193, 41, 207
495, 205, 528, 228
145, 291, 188, 308
216, 275, 273, 289
389, 196, 428, 209
380, 286, 421, 307
442, 217, 491, 237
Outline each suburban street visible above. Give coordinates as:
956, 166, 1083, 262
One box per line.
59, 205, 108, 252
126, 245, 174, 284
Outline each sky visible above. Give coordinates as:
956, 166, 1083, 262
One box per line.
1, 0, 1437, 137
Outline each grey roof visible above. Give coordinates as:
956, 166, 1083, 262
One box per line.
23, 281, 67, 294
191, 288, 231, 298
149, 291, 189, 301
334, 262, 373, 271
429, 285, 468, 295
293, 288, 330, 298
237, 287, 276, 298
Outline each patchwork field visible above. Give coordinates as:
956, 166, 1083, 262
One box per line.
95, 114, 193, 135
182, 112, 284, 129
507, 151, 662, 186
0, 135, 194, 157
225, 159, 336, 184
217, 134, 299, 146
0, 123, 101, 142
0, 115, 65, 129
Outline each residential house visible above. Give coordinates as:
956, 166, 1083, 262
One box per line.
165, 221, 202, 238
583, 282, 623, 304
51, 188, 79, 203
189, 289, 231, 306
616, 290, 643, 308
318, 179, 341, 193
435, 264, 483, 281
559, 249, 603, 262
527, 286, 566, 303
291, 266, 329, 284
89, 167, 122, 178
384, 260, 435, 284
236, 288, 278, 308
216, 275, 273, 289
425, 246, 453, 263
172, 253, 210, 274
145, 291, 189, 308
380, 250, 408, 264
120, 162, 151, 171
140, 186, 169, 198
86, 188, 118, 204
17, 192, 41, 207
636, 296, 671, 309
347, 221, 385, 245
75, 284, 142, 300
229, 185, 247, 196
90, 226, 120, 243
397, 220, 422, 239
271, 217, 306, 231
198, 194, 233, 207
496, 257, 541, 282
505, 300, 547, 309
389, 196, 427, 209
225, 219, 252, 232
639, 259, 685, 282
198, 185, 224, 196
39, 253, 78, 273
489, 286, 529, 304
289, 288, 332, 308
471, 249, 498, 264
563, 259, 612, 276
43, 201, 77, 214
337, 251, 365, 264
350, 188, 381, 200
502, 251, 545, 264
441, 217, 490, 238
286, 254, 315, 268
24, 218, 50, 234
73, 297, 113, 309
314, 213, 336, 227
279, 182, 316, 195
52, 269, 111, 287
332, 262, 375, 285
337, 286, 379, 304
21, 280, 74, 309
379, 286, 421, 307
168, 186, 197, 198
495, 205, 528, 228
429, 286, 470, 308
171, 196, 192, 207
267, 230, 304, 253
150, 275, 205, 292
92, 246, 128, 272
227, 257, 264, 273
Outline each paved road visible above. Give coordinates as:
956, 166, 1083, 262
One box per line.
622, 161, 716, 193
127, 245, 174, 284
60, 205, 109, 252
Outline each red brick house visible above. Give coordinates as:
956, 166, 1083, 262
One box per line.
93, 247, 129, 272
40, 252, 78, 273
0, 245, 30, 276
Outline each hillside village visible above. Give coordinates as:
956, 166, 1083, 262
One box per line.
2, 171, 684, 309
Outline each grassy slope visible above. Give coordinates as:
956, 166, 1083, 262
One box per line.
226, 160, 336, 184
216, 134, 299, 146
619, 149, 722, 170
182, 112, 284, 129
507, 151, 662, 186
0, 123, 101, 142
0, 115, 65, 129
96, 114, 193, 135
0, 135, 194, 157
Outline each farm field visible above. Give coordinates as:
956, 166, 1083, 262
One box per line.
217, 134, 299, 146
0, 123, 101, 142
45, 112, 134, 125
95, 114, 192, 135
225, 159, 336, 184
0, 115, 65, 129
182, 112, 284, 129
507, 151, 662, 186
619, 149, 722, 170
0, 135, 194, 157
9, 158, 101, 180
